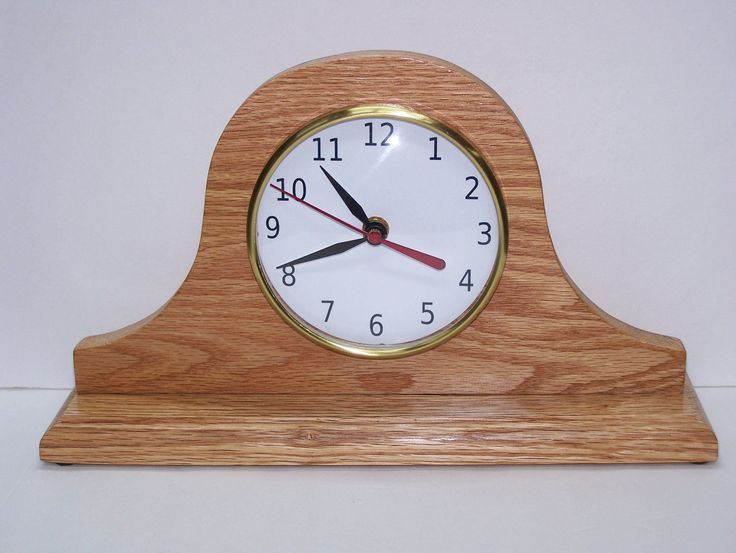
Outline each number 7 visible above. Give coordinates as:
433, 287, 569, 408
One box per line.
321, 300, 335, 322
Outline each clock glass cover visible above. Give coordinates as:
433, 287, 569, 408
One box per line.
248, 106, 506, 358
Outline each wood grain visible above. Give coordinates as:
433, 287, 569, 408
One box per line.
70, 52, 686, 395
40, 51, 717, 465
40, 378, 716, 465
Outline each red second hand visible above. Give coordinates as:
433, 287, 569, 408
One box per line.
269, 184, 365, 235
381, 239, 446, 270
269, 184, 446, 270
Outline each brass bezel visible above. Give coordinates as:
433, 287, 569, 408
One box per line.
247, 105, 508, 359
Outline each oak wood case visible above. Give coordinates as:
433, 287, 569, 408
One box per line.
40, 51, 717, 465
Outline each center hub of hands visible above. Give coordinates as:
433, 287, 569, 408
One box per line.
364, 216, 389, 246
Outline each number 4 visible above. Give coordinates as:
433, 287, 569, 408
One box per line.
459, 269, 473, 291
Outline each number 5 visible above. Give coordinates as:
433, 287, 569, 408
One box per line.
421, 302, 435, 325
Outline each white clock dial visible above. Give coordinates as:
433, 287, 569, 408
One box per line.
249, 107, 506, 357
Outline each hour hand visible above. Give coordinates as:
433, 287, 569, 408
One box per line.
319, 165, 369, 225
276, 237, 367, 269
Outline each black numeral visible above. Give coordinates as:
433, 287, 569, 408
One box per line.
313, 137, 341, 161
429, 136, 441, 160
265, 216, 280, 239
365, 122, 394, 146
292, 177, 306, 199
313, 137, 325, 161
478, 222, 491, 245
365, 122, 375, 146
370, 313, 384, 336
281, 265, 296, 287
421, 302, 435, 325
459, 269, 473, 291
465, 176, 479, 200
321, 300, 334, 322
329, 138, 341, 160
276, 177, 307, 201
276, 177, 288, 201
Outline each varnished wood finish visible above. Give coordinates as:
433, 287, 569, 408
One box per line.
71, 52, 685, 395
41, 52, 717, 464
40, 378, 716, 465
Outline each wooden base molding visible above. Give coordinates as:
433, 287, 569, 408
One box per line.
41, 379, 715, 465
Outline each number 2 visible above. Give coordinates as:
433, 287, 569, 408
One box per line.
465, 176, 479, 200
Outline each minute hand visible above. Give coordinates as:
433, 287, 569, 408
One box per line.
319, 165, 369, 225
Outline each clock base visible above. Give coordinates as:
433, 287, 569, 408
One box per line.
40, 378, 716, 465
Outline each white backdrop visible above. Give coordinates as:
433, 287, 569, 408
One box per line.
2, 0, 734, 388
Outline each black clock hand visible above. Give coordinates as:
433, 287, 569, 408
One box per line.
319, 165, 369, 225
276, 237, 367, 269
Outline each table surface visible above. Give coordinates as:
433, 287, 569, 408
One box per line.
1, 387, 733, 553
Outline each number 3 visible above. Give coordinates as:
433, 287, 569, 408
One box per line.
478, 222, 492, 245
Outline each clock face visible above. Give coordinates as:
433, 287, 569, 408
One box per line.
248, 107, 506, 357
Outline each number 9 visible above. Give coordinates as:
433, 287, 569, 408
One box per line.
265, 216, 279, 239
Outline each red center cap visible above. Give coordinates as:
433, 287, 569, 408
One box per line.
367, 229, 383, 245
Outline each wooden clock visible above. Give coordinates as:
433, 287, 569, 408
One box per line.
40, 51, 717, 465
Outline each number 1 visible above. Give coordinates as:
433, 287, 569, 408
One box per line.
429, 136, 441, 160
